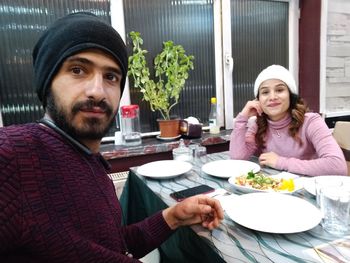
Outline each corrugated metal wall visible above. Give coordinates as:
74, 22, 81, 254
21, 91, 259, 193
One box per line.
0, 0, 111, 125
1, 0, 289, 132
230, 0, 289, 115
123, 0, 216, 132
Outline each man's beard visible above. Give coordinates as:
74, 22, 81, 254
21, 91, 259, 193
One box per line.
46, 92, 115, 141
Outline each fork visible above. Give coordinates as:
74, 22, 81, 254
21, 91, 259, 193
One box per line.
207, 188, 232, 198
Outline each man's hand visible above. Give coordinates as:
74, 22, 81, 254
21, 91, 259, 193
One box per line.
241, 100, 263, 118
259, 152, 279, 168
162, 195, 224, 230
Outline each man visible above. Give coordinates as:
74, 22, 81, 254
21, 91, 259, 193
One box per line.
0, 12, 223, 262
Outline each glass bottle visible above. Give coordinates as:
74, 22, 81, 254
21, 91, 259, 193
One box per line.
209, 97, 220, 134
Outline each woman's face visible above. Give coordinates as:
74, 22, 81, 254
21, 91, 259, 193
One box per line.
258, 79, 290, 121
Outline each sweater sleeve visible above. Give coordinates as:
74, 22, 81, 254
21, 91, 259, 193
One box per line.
0, 129, 22, 253
229, 113, 258, 160
276, 114, 348, 176
121, 211, 174, 259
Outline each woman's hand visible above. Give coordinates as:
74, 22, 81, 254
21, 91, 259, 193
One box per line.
162, 195, 224, 230
259, 152, 279, 168
241, 100, 263, 118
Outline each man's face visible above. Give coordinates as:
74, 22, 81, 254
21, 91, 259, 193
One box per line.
46, 49, 122, 140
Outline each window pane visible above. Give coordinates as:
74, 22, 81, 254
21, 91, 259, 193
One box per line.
0, 0, 111, 126
124, 0, 216, 132
230, 0, 289, 115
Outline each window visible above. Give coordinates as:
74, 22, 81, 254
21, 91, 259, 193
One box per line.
0, 0, 111, 126
1, 0, 298, 136
122, 0, 216, 132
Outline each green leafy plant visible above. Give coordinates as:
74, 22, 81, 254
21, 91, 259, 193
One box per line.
128, 31, 194, 120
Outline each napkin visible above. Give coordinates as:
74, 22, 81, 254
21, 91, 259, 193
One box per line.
309, 238, 350, 263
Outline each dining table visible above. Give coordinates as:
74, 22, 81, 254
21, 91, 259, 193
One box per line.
119, 151, 350, 263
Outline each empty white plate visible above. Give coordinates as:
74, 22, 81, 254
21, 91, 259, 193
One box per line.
137, 160, 192, 179
225, 192, 322, 234
202, 159, 260, 178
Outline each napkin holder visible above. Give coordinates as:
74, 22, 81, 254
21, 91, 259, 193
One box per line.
180, 120, 202, 138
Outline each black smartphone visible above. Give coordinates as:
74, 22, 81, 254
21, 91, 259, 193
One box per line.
170, 185, 215, 201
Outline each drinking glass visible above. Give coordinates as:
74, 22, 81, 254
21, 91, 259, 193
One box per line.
318, 183, 350, 236
315, 177, 343, 208
194, 146, 207, 167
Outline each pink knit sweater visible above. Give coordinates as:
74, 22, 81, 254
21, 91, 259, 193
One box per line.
229, 112, 347, 176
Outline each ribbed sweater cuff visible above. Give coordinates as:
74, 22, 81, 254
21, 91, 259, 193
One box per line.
236, 113, 249, 122
147, 211, 174, 241
276, 157, 287, 171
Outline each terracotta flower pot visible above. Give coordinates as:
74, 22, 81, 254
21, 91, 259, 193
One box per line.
158, 119, 180, 138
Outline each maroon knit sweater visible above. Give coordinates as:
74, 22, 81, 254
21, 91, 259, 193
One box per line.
0, 123, 173, 263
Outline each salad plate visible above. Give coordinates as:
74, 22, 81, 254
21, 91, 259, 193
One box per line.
201, 160, 260, 178
228, 171, 304, 194
137, 160, 192, 179
225, 192, 322, 234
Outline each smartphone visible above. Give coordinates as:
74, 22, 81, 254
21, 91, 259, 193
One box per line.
170, 185, 215, 201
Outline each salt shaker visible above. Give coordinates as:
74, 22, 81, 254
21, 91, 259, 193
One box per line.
172, 139, 191, 162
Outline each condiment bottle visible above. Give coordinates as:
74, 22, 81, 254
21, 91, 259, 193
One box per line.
209, 97, 220, 134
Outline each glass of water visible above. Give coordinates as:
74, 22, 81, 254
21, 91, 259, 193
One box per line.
194, 146, 207, 167
318, 183, 350, 236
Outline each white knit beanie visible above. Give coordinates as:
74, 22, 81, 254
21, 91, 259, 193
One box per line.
254, 65, 297, 97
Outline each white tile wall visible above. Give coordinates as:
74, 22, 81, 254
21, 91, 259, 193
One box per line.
326, 0, 350, 113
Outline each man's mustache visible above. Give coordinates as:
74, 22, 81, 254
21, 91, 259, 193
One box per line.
72, 99, 113, 116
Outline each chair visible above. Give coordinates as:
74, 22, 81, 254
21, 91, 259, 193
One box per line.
333, 121, 350, 175
140, 248, 161, 263
108, 172, 161, 263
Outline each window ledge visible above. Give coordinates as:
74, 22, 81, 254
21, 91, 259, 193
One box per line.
100, 130, 232, 161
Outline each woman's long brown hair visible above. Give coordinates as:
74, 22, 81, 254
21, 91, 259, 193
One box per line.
255, 93, 309, 149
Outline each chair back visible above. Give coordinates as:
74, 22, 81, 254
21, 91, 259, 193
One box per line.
333, 121, 350, 175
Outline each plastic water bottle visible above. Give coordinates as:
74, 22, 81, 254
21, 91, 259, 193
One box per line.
120, 105, 142, 146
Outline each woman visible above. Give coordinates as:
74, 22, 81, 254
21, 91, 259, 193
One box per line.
229, 65, 347, 176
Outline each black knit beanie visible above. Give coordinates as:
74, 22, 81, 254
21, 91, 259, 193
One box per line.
32, 12, 128, 107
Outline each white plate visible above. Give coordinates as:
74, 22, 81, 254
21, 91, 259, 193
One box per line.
201, 160, 260, 178
304, 175, 350, 196
225, 193, 322, 234
137, 160, 192, 179
156, 135, 181, 141
228, 171, 303, 194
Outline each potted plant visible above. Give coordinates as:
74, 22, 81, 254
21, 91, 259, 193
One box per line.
127, 31, 194, 137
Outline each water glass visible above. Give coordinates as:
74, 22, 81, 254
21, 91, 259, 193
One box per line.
194, 146, 207, 167
315, 177, 343, 208
318, 184, 350, 236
